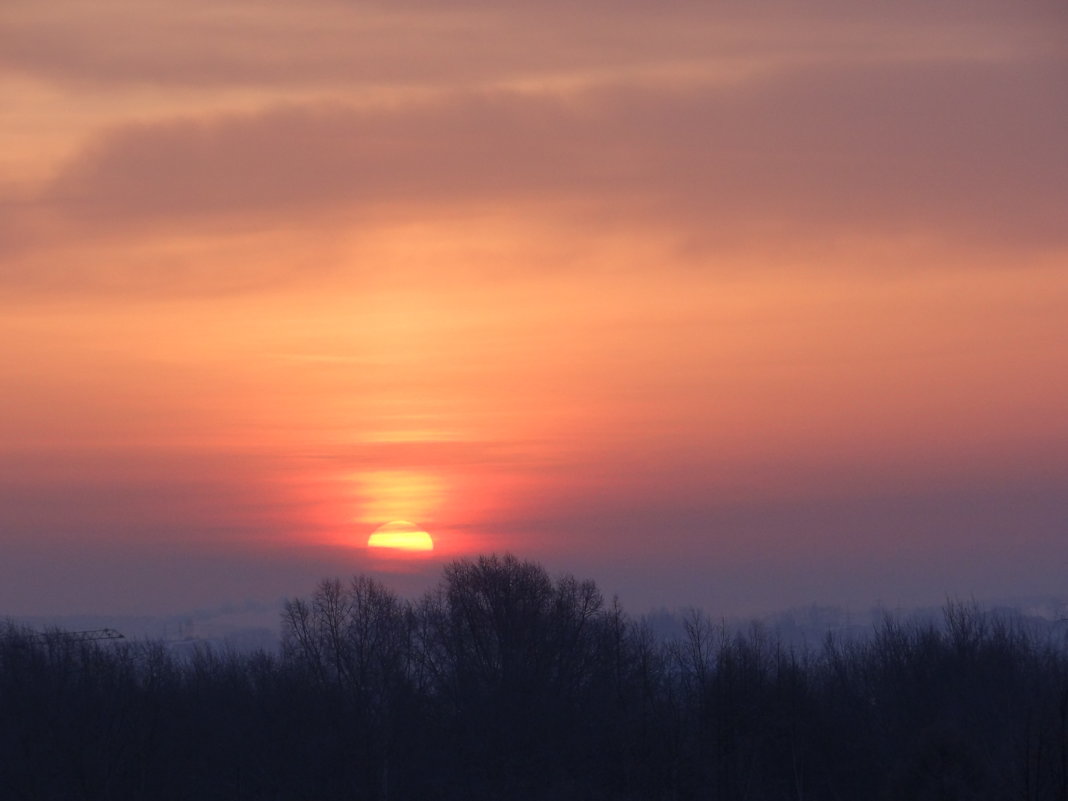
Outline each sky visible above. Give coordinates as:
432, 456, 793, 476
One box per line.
2, 0, 1067, 621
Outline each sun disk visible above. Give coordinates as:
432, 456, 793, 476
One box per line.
367, 520, 434, 551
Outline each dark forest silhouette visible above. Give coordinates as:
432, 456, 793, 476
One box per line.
3, 553, 1068, 800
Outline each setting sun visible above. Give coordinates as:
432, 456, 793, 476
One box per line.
367, 520, 434, 552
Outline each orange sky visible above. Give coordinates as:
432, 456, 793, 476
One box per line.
2, 0, 1067, 618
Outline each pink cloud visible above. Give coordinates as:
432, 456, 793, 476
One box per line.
37, 60, 1066, 244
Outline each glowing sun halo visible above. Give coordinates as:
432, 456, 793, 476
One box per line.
367, 520, 434, 552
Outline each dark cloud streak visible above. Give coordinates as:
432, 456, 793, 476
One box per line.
3, 0, 1062, 90
41, 60, 1068, 245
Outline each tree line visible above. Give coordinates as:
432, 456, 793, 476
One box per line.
2, 553, 1068, 800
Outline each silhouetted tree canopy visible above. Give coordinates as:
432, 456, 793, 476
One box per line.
3, 554, 1068, 800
